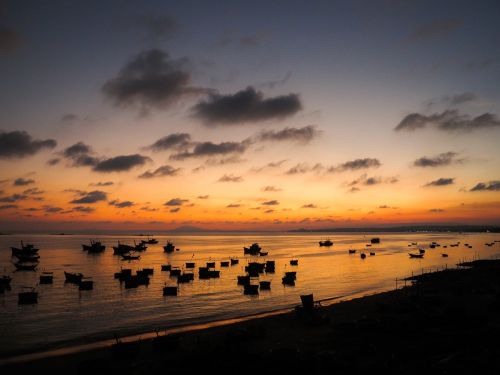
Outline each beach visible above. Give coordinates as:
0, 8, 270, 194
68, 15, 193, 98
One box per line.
3, 259, 500, 374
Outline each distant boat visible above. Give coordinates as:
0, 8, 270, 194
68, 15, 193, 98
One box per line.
64, 271, 83, 283
243, 284, 259, 295
319, 239, 333, 247
163, 286, 178, 296
145, 237, 158, 244
133, 241, 147, 251
18, 287, 38, 305
113, 242, 134, 255
39, 272, 54, 284
259, 281, 271, 290
220, 261, 230, 267
11, 241, 39, 256
409, 253, 424, 259
161, 264, 171, 271
370, 238, 381, 244
290, 259, 298, 266
237, 275, 250, 285
348, 249, 356, 254
82, 240, 105, 253
360, 253, 366, 259
230, 258, 239, 266
442, 253, 449, 257
79, 277, 94, 291
369, 252, 375, 256
121, 253, 140, 261
163, 241, 175, 253
243, 243, 261, 256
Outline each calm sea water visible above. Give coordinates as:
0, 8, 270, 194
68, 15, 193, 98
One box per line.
1, 232, 499, 357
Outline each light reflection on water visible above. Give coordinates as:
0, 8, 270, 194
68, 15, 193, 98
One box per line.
0, 232, 499, 356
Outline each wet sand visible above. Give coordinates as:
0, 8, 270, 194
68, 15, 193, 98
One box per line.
3, 259, 500, 374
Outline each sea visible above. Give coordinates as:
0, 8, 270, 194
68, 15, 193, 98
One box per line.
1, 231, 499, 359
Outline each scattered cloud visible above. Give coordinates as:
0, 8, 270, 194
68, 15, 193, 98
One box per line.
218, 174, 243, 183
93, 154, 151, 172
43, 205, 63, 213
59, 142, 100, 167
23, 188, 44, 196
171, 140, 250, 160
262, 200, 279, 206
226, 203, 242, 208
346, 174, 398, 190
429, 208, 445, 213
0, 130, 56, 159
255, 125, 319, 144
138, 165, 180, 178
413, 152, 463, 168
102, 49, 208, 113
251, 160, 287, 173
69, 190, 107, 204
169, 207, 180, 213
109, 200, 135, 208
72, 206, 95, 213
0, 194, 27, 203
164, 198, 189, 206
0, 204, 17, 210
469, 181, 500, 192
262, 186, 282, 192
90, 181, 114, 187
286, 163, 324, 175
424, 177, 455, 187
395, 110, 500, 133
407, 19, 463, 42
301, 203, 317, 208
327, 158, 381, 173
192, 86, 301, 125
197, 195, 209, 199
13, 178, 35, 186
146, 133, 191, 152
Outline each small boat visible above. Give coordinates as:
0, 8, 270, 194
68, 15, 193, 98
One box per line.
419, 249, 426, 254
409, 253, 424, 258
113, 242, 135, 255
144, 236, 158, 244
142, 268, 154, 275
290, 259, 298, 266
442, 253, 449, 257
163, 286, 178, 296
0, 275, 12, 286
163, 241, 175, 253
115, 268, 132, 280
370, 238, 380, 244
186, 262, 196, 269
134, 241, 147, 251
39, 272, 54, 284
11, 241, 39, 256
220, 261, 230, 267
244, 284, 259, 295
18, 288, 38, 305
177, 273, 194, 283
65, 271, 83, 283
124, 276, 139, 289
121, 253, 140, 261
243, 243, 262, 256
206, 261, 215, 268
79, 278, 94, 290
14, 262, 37, 271
319, 239, 333, 247
285, 271, 297, 280
369, 252, 375, 256
259, 281, 271, 290
82, 240, 105, 253
348, 249, 356, 254
237, 275, 250, 285
161, 264, 171, 272
360, 253, 366, 259
265, 260, 275, 273
230, 258, 239, 266
246, 262, 266, 274
170, 268, 181, 277
282, 275, 295, 286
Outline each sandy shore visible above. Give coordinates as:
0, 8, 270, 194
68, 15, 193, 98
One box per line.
3, 259, 500, 374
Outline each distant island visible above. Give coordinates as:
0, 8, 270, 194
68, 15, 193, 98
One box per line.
289, 225, 500, 233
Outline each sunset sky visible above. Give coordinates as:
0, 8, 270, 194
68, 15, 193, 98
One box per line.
1, 0, 499, 231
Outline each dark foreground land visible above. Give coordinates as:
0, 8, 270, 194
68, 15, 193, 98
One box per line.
4, 259, 500, 374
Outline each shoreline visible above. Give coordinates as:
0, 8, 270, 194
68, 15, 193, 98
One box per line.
4, 259, 500, 372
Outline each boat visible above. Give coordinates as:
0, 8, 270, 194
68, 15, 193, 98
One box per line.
348, 249, 356, 254
282, 275, 295, 286
259, 251, 268, 256
121, 253, 140, 261
11, 243, 39, 256
419, 249, 426, 254
198, 267, 220, 279
18, 288, 38, 305
163, 241, 175, 253
408, 253, 424, 258
206, 261, 215, 268
319, 239, 333, 247
39, 272, 54, 284
370, 238, 380, 244
145, 237, 158, 244
442, 253, 449, 257
79, 278, 94, 290
82, 240, 105, 253
161, 264, 171, 272
285, 271, 297, 279
163, 286, 178, 296
290, 259, 298, 266
370, 252, 375, 256
230, 258, 239, 266
259, 281, 271, 290
113, 242, 135, 255
65, 271, 83, 283
360, 253, 366, 259
14, 262, 37, 271
142, 268, 154, 275
220, 261, 230, 267
237, 275, 250, 285
265, 260, 275, 273
134, 241, 147, 251
185, 262, 196, 269
0, 275, 12, 286
243, 243, 261, 256
243, 284, 259, 295
245, 262, 266, 274
177, 273, 194, 283
170, 267, 181, 277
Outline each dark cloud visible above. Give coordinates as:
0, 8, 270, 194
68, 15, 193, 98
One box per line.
0, 25, 22, 53
164, 198, 189, 206
146, 133, 191, 152
60, 113, 78, 124
256, 125, 319, 144
328, 158, 381, 173
70, 190, 107, 204
90, 181, 114, 187
262, 200, 279, 206
0, 130, 56, 159
72, 206, 95, 213
197, 195, 209, 199
140, 206, 158, 212
169, 207, 180, 213
138, 165, 180, 178
192, 86, 301, 125
444, 92, 476, 106
13, 178, 35, 186
171, 140, 250, 160
102, 49, 208, 112
0, 204, 17, 210
218, 174, 243, 182
262, 186, 282, 192
429, 208, 445, 213
470, 181, 500, 192
93, 154, 151, 172
424, 178, 455, 187
413, 152, 462, 168
43, 206, 63, 213
347, 174, 398, 190
63, 142, 91, 158
286, 163, 324, 175
109, 200, 135, 208
251, 159, 287, 173
23, 188, 44, 196
408, 19, 463, 42
226, 203, 242, 208
301, 203, 317, 208
0, 194, 27, 203
47, 158, 61, 166
58, 142, 100, 167
263, 209, 274, 214
395, 110, 500, 133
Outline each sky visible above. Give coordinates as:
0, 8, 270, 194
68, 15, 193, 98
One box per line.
0, 0, 500, 231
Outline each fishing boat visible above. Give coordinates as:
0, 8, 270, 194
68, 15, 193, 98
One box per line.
243, 284, 259, 295
319, 239, 333, 247
134, 241, 147, 251
39, 272, 54, 284
79, 277, 94, 290
161, 264, 171, 271
65, 271, 83, 283
206, 261, 215, 268
360, 253, 366, 259
177, 273, 194, 283
408, 253, 424, 258
220, 261, 230, 267
169, 267, 181, 277
243, 243, 261, 255
230, 258, 239, 265
11, 241, 39, 256
121, 253, 140, 261
237, 275, 250, 285
163, 286, 178, 296
82, 240, 105, 253
145, 237, 158, 244
348, 249, 356, 254
185, 262, 195, 269
163, 241, 175, 253
265, 260, 275, 273
14, 262, 37, 271
113, 242, 135, 255
259, 281, 271, 290
259, 251, 268, 256
290, 259, 298, 266
18, 287, 38, 305
370, 238, 381, 244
